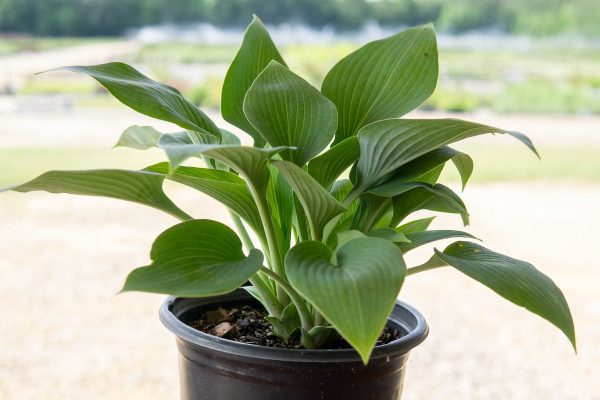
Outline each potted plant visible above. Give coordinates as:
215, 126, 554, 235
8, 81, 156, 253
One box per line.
4, 17, 575, 400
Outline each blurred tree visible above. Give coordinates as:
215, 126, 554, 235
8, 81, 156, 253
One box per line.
0, 0, 598, 37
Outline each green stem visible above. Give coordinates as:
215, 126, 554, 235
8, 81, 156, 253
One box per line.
260, 266, 313, 332
361, 199, 391, 232
342, 185, 362, 208
313, 310, 325, 326
229, 211, 255, 250
249, 275, 283, 317
251, 187, 289, 304
230, 211, 283, 316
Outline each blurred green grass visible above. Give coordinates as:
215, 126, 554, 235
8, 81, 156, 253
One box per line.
0, 37, 115, 56
1, 144, 598, 188
8, 38, 600, 115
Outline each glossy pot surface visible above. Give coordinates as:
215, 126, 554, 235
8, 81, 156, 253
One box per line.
160, 289, 428, 400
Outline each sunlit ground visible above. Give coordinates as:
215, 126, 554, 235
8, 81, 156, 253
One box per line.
0, 38, 599, 399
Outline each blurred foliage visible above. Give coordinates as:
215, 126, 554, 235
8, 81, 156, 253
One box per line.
1, 0, 599, 37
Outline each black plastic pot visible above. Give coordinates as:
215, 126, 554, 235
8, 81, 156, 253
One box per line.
160, 289, 428, 400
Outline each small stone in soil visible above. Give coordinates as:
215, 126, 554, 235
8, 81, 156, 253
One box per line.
188, 305, 403, 350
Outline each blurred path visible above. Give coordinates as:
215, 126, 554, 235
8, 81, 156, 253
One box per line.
0, 41, 139, 89
1, 108, 599, 147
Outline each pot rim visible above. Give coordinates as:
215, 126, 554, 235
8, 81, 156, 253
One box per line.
160, 289, 428, 363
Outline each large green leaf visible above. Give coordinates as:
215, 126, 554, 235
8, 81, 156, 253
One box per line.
434, 241, 576, 350
355, 118, 538, 192
5, 169, 190, 220
54, 63, 220, 137
389, 183, 470, 226
307, 137, 360, 189
244, 61, 337, 165
397, 230, 477, 253
273, 161, 346, 240
286, 237, 406, 363
222, 16, 286, 147
145, 163, 264, 236
122, 220, 263, 296
321, 24, 438, 144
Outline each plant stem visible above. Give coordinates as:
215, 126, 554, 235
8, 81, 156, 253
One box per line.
229, 211, 255, 250
342, 185, 362, 208
259, 266, 313, 332
229, 212, 284, 316
251, 188, 289, 304
249, 275, 283, 317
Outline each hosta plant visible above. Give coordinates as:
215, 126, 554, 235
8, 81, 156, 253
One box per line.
5, 17, 575, 364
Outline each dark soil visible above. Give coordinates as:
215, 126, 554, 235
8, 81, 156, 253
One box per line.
188, 305, 403, 349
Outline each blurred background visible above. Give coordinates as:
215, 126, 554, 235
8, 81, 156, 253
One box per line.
0, 1, 598, 399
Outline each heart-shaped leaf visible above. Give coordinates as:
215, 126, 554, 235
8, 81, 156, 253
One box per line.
307, 136, 360, 189
244, 61, 337, 166
273, 160, 346, 240
5, 169, 190, 220
355, 118, 538, 192
434, 241, 576, 351
53, 63, 220, 137
222, 16, 286, 147
122, 220, 263, 296
286, 237, 406, 363
321, 24, 438, 144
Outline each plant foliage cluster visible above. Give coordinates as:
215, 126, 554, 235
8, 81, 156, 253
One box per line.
0, 0, 598, 37
3, 17, 575, 363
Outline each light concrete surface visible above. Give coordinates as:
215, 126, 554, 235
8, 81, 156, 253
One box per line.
0, 183, 597, 399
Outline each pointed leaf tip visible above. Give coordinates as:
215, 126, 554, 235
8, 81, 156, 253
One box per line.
435, 241, 576, 351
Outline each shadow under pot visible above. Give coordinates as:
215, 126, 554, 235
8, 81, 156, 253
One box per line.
160, 288, 428, 400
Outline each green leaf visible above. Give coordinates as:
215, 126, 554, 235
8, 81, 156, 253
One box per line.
222, 16, 286, 147
321, 24, 438, 144
115, 125, 162, 149
114, 126, 245, 174
302, 326, 337, 349
355, 118, 538, 191
451, 152, 474, 190
286, 238, 406, 364
398, 230, 477, 252
6, 169, 190, 220
273, 161, 346, 240
396, 217, 436, 234
391, 146, 473, 190
307, 137, 360, 189
434, 241, 576, 350
336, 230, 367, 248
266, 303, 301, 340
54, 63, 220, 137
388, 183, 469, 226
122, 220, 263, 296
368, 228, 411, 244
243, 61, 337, 166
203, 146, 286, 194
145, 163, 264, 237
